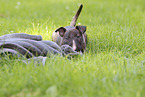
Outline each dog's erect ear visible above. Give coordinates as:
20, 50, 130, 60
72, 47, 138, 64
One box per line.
76, 26, 86, 34
55, 27, 66, 37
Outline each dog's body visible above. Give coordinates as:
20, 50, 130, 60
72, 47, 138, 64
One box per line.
52, 4, 87, 53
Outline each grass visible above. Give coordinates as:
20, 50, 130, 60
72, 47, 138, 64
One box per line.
0, 0, 145, 96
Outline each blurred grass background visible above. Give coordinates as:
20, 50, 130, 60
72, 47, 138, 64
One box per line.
0, 0, 145, 97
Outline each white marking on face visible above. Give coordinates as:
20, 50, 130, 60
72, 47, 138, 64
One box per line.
72, 40, 77, 50
82, 34, 86, 49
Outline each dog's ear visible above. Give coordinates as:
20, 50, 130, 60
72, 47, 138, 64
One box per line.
55, 27, 66, 37
76, 26, 86, 34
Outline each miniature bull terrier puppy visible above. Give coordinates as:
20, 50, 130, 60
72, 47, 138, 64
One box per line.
52, 4, 87, 53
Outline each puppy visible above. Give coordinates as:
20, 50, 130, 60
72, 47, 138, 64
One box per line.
52, 4, 87, 53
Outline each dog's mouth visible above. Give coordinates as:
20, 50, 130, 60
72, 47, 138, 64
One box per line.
61, 44, 82, 56
62, 41, 83, 54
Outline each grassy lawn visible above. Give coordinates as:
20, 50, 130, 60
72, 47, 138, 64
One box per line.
0, 0, 145, 97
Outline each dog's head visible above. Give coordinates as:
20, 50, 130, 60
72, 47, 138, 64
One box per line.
55, 26, 87, 52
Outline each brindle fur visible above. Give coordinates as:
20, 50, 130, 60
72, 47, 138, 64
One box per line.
52, 4, 87, 52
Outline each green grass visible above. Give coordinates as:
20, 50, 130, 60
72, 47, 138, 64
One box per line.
0, 0, 145, 97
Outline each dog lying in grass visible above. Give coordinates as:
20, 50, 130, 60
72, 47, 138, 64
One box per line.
52, 4, 87, 53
